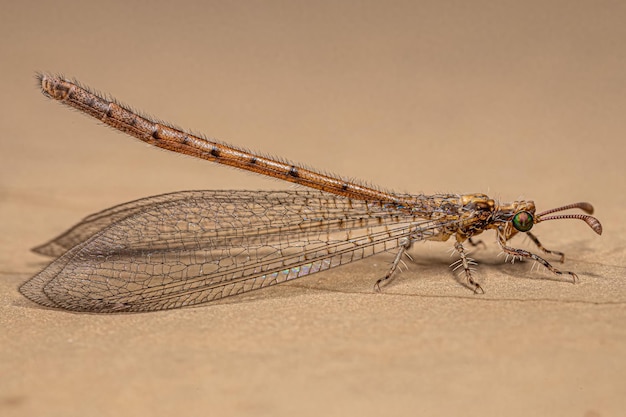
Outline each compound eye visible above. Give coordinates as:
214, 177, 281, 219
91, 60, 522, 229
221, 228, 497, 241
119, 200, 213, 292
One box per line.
512, 211, 534, 232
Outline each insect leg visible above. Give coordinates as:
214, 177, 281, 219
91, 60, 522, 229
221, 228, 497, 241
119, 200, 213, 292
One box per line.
452, 242, 484, 294
526, 232, 565, 263
497, 234, 577, 283
468, 237, 487, 250
374, 237, 412, 291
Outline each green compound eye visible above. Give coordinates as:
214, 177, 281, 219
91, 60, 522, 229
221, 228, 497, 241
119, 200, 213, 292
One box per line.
512, 211, 534, 232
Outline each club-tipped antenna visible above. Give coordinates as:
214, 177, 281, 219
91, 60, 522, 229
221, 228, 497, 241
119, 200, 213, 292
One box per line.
537, 213, 602, 235
537, 202, 594, 217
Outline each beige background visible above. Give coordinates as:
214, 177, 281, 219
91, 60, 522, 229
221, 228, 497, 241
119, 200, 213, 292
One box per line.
1, 1, 625, 416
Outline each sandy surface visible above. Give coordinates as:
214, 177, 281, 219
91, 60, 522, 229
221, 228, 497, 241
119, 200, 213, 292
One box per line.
1, 1, 625, 416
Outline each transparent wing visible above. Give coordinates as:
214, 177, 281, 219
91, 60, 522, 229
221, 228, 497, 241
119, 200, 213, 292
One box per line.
21, 190, 450, 312
31, 191, 256, 257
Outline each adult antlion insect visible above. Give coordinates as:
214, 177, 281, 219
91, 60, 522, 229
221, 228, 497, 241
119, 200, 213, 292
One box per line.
20, 74, 603, 313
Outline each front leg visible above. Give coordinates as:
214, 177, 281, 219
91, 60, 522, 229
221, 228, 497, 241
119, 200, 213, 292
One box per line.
526, 232, 565, 263
497, 233, 577, 283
